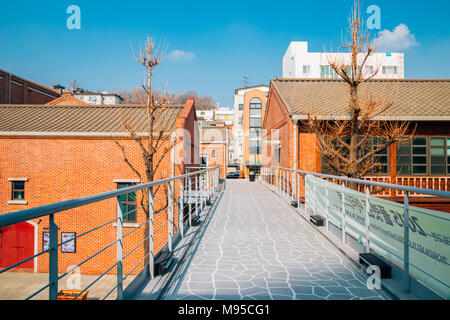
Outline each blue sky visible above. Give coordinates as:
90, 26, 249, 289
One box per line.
0, 0, 449, 107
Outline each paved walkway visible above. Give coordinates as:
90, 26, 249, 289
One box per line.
166, 180, 391, 300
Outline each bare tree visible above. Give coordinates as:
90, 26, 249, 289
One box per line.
304, 0, 412, 188
114, 36, 175, 268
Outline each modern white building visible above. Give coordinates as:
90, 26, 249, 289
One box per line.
232, 85, 269, 168
74, 92, 124, 105
282, 41, 405, 79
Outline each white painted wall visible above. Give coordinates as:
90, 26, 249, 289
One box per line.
282, 41, 405, 79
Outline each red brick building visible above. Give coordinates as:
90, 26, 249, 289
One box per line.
200, 126, 230, 179
0, 99, 199, 275
0, 69, 60, 104
263, 79, 450, 211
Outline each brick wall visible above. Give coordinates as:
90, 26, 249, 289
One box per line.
0, 103, 198, 275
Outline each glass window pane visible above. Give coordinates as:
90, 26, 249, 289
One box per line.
431, 166, 445, 174
397, 156, 410, 165
397, 144, 410, 154
413, 166, 427, 174
430, 148, 445, 156
250, 108, 261, 117
431, 156, 445, 165
413, 137, 426, 146
250, 118, 261, 127
397, 165, 410, 175
14, 181, 25, 190
430, 137, 445, 147
413, 147, 426, 155
413, 156, 427, 164
13, 191, 24, 200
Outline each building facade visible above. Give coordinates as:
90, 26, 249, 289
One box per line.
0, 69, 61, 104
263, 78, 450, 212
232, 85, 269, 170
199, 126, 230, 179
282, 41, 405, 79
74, 92, 124, 105
0, 100, 199, 275
242, 89, 268, 178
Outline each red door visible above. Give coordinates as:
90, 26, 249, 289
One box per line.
0, 222, 34, 270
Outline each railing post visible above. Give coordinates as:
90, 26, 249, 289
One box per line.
403, 191, 411, 292
179, 178, 185, 238
297, 172, 300, 210
49, 214, 59, 300
188, 175, 192, 226
305, 175, 309, 215
291, 171, 295, 202
341, 181, 346, 244
365, 187, 371, 254
195, 174, 199, 218
116, 198, 124, 300
325, 179, 330, 231
148, 187, 154, 278
313, 176, 317, 215
168, 182, 173, 252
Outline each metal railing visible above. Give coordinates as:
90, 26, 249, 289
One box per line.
260, 166, 450, 299
0, 166, 220, 300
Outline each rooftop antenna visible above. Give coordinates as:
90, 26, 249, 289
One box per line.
243, 76, 249, 88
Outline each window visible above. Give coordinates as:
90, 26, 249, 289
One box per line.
397, 137, 450, 176
320, 65, 339, 79
396, 141, 411, 175
430, 137, 446, 174
364, 66, 374, 76
249, 140, 261, 155
303, 65, 310, 74
238, 104, 243, 111
250, 108, 261, 117
12, 181, 25, 200
448, 138, 450, 174
412, 137, 427, 174
117, 183, 137, 223
382, 66, 398, 74
371, 137, 389, 174
249, 118, 262, 127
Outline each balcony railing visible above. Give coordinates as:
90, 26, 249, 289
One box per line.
0, 166, 220, 300
361, 176, 450, 197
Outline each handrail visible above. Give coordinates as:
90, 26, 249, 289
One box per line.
0, 165, 221, 300
0, 166, 220, 228
273, 167, 450, 199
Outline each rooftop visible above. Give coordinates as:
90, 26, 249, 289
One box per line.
271, 78, 450, 121
0, 104, 184, 135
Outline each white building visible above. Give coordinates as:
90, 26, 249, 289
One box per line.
215, 108, 234, 125
233, 85, 269, 168
196, 109, 215, 121
282, 41, 405, 79
74, 92, 124, 105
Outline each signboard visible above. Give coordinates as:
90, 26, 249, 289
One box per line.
306, 174, 450, 299
61, 232, 76, 253
42, 232, 50, 252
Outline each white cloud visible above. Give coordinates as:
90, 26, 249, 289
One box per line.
167, 49, 195, 61
374, 24, 419, 52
